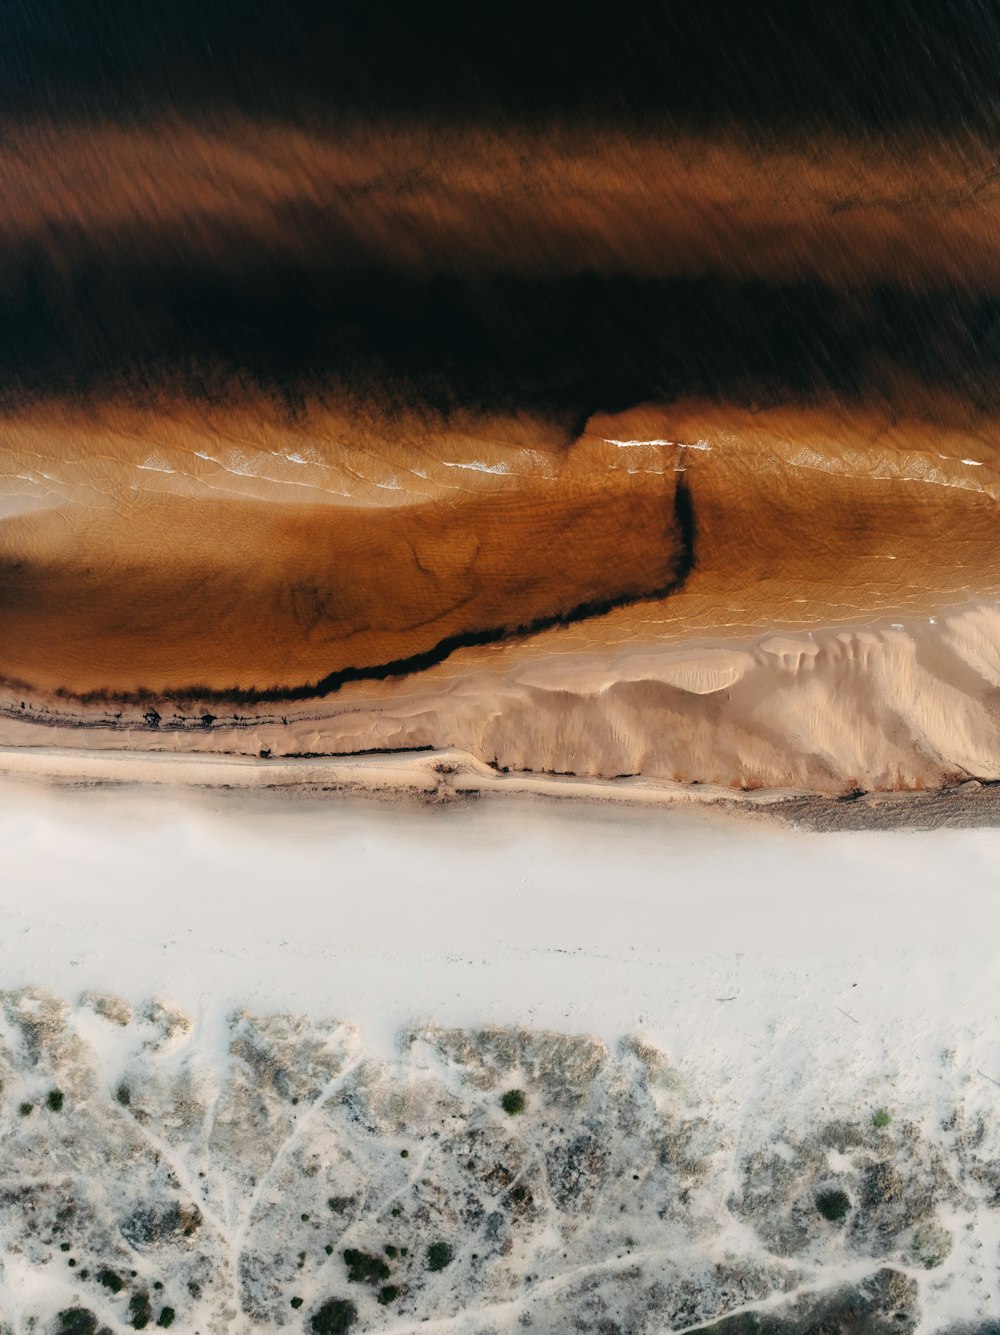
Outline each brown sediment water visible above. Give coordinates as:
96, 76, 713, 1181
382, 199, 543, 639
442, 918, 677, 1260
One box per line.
1, 398, 998, 703
3, 121, 1000, 292
2, 53, 1000, 793
0, 430, 688, 696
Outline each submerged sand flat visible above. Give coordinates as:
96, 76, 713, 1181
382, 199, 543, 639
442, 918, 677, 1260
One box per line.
4, 400, 1000, 684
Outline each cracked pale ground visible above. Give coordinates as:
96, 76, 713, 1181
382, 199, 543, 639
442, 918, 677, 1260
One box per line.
1, 990, 999, 1335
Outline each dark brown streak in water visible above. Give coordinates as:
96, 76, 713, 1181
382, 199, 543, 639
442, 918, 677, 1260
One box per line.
3, 122, 1000, 293
4, 398, 1000, 705
3, 125, 1000, 423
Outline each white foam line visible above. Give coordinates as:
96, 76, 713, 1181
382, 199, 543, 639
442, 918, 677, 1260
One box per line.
440, 460, 511, 474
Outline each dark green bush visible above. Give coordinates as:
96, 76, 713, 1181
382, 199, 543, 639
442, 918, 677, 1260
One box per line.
501, 1089, 526, 1115
343, 1249, 390, 1284
128, 1291, 153, 1329
310, 1298, 358, 1333
47, 1088, 65, 1112
377, 1285, 399, 1305
156, 1309, 175, 1329
426, 1241, 454, 1272
816, 1188, 851, 1221
56, 1310, 100, 1335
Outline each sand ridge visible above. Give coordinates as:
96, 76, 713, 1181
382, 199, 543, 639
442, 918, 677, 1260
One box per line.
4, 601, 1000, 799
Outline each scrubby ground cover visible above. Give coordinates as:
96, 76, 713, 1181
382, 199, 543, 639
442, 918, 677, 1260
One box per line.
0, 991, 997, 1332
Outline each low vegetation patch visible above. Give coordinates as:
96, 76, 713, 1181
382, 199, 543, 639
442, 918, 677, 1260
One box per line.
57, 1312, 102, 1335
310, 1298, 358, 1333
501, 1089, 526, 1115
343, 1248, 390, 1284
128, 1291, 153, 1329
816, 1188, 852, 1221
426, 1241, 454, 1272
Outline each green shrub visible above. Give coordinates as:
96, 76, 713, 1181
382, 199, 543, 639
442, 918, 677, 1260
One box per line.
47, 1088, 65, 1112
128, 1292, 152, 1329
57, 1310, 100, 1335
815, 1189, 851, 1221
310, 1298, 358, 1333
501, 1089, 526, 1115
343, 1249, 390, 1284
156, 1309, 176, 1329
18, 1102, 32, 1116
98, 1268, 124, 1293
377, 1285, 399, 1305
290, 1297, 303, 1309
426, 1241, 454, 1272
872, 1108, 891, 1129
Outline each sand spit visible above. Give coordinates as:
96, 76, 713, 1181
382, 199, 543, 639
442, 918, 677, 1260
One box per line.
4, 600, 1000, 805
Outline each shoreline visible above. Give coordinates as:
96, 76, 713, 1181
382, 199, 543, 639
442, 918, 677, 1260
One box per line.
2, 742, 998, 829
